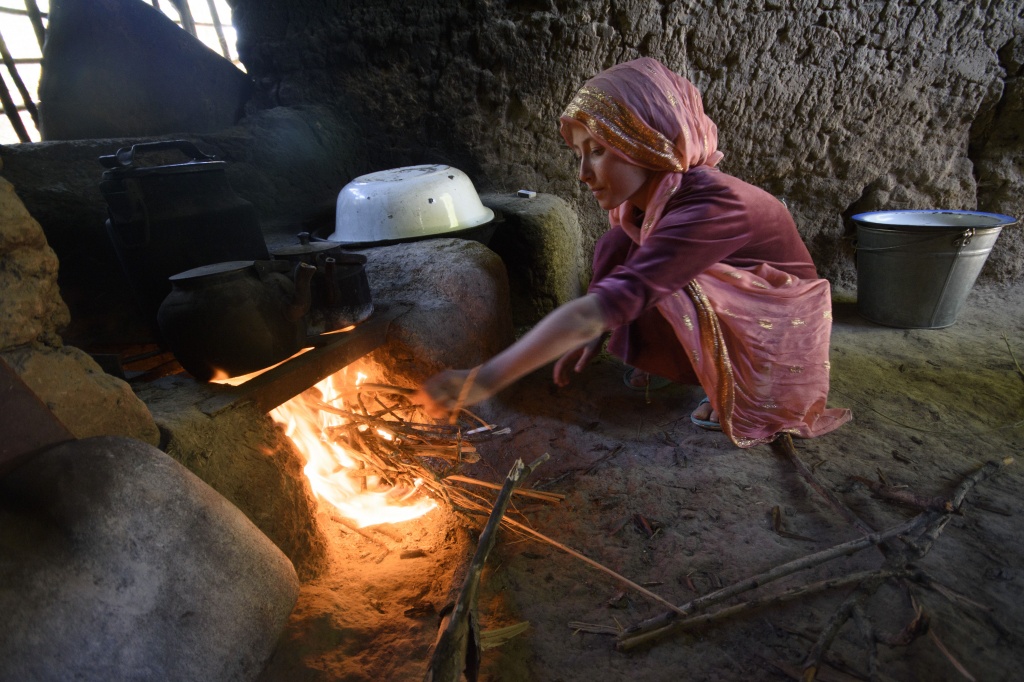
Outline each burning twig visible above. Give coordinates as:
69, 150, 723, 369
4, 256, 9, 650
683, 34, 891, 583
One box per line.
425, 454, 549, 682
448, 366, 481, 426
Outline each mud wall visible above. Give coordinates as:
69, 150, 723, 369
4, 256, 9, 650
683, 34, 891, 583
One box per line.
230, 0, 1024, 287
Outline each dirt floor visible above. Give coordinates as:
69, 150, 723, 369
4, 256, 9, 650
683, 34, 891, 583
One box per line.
258, 281, 1024, 682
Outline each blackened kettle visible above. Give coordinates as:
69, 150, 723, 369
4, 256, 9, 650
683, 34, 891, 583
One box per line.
156, 260, 315, 382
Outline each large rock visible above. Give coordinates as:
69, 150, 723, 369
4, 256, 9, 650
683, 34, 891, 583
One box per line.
483, 191, 585, 328
353, 237, 515, 385
38, 0, 252, 140
0, 176, 68, 348
136, 377, 330, 581
0, 435, 300, 682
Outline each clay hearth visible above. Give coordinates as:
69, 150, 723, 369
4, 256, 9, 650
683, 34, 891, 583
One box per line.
0, 171, 545, 681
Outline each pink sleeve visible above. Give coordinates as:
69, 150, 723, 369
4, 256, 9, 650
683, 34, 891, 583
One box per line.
589, 203, 752, 328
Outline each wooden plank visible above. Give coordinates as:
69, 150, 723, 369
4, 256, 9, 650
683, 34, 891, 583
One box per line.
198, 304, 407, 416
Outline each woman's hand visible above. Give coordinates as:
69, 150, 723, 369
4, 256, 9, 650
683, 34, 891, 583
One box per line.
416, 294, 608, 418
553, 333, 606, 387
415, 367, 491, 420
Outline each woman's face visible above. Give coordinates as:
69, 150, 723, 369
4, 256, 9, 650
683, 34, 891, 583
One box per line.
568, 124, 654, 211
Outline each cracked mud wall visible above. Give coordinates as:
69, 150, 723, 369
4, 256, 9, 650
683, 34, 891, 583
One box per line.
231, 0, 1024, 288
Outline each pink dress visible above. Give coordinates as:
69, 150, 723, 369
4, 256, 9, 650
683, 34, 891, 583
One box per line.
590, 166, 815, 383
589, 168, 851, 446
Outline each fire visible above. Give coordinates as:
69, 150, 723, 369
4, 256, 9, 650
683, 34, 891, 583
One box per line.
209, 347, 315, 386
269, 366, 437, 528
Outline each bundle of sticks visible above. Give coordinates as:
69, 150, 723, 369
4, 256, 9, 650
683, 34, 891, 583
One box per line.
304, 382, 562, 516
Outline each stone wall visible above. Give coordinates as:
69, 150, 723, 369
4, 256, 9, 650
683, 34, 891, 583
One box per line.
230, 0, 1024, 288
0, 172, 159, 445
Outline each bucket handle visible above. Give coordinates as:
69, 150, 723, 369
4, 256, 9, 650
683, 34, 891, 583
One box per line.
854, 228, 977, 253
99, 140, 216, 169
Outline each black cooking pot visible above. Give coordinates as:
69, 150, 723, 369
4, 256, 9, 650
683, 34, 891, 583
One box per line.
270, 232, 374, 336
99, 140, 269, 325
157, 260, 315, 382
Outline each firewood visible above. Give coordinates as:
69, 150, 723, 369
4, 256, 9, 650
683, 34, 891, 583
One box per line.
424, 454, 548, 682
617, 569, 908, 652
618, 514, 928, 643
444, 475, 565, 503
848, 475, 953, 513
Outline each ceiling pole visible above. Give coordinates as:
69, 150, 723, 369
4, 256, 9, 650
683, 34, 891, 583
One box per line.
22, 0, 45, 50
205, 0, 231, 60
0, 29, 39, 126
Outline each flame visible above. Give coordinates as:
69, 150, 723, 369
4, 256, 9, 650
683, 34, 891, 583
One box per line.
210, 347, 315, 386
269, 366, 437, 527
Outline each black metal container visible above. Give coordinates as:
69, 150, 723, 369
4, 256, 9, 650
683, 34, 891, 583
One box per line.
99, 140, 269, 325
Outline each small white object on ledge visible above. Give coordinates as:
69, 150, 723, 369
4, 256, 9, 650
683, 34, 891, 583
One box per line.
517, 189, 537, 199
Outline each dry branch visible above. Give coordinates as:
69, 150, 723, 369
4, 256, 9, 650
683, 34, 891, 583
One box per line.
425, 454, 548, 682
795, 456, 1014, 681
617, 514, 928, 643
615, 448, 1013, 667
772, 434, 877, 538
849, 475, 953, 513
618, 569, 908, 651
445, 475, 565, 503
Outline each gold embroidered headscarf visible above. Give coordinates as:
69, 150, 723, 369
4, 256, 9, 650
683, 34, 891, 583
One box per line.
559, 57, 724, 237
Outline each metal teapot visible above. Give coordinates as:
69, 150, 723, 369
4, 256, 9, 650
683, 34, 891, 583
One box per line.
157, 260, 316, 382
270, 232, 374, 336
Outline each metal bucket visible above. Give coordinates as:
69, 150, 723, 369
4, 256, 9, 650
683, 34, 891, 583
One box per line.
853, 210, 1017, 328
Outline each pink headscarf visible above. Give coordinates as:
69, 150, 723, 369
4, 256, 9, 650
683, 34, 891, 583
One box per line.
560, 57, 724, 239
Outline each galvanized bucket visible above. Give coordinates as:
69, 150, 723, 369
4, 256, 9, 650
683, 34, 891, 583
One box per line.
853, 210, 1017, 329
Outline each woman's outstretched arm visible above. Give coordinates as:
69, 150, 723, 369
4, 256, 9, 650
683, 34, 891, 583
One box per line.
417, 294, 607, 416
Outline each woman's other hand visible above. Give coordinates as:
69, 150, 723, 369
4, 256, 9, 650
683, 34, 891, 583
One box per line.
553, 333, 606, 387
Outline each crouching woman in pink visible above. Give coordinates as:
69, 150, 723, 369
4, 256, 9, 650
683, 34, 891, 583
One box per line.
418, 57, 850, 447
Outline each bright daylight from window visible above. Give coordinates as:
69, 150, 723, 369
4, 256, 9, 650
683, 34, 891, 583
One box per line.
0, 0, 240, 144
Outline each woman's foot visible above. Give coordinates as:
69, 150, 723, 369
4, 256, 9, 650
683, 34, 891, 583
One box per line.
690, 397, 721, 431
623, 368, 672, 391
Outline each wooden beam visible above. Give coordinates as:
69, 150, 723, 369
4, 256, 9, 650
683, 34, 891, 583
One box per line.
198, 304, 408, 417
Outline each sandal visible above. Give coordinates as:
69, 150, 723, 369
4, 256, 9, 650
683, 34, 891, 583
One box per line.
623, 368, 671, 391
690, 397, 721, 431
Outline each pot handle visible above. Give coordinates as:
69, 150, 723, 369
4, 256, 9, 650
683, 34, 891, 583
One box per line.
99, 140, 216, 169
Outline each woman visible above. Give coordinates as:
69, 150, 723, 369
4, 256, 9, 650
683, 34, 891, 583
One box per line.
418, 57, 851, 447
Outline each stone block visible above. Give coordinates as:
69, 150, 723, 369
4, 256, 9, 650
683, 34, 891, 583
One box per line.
1, 345, 160, 447
483, 192, 585, 328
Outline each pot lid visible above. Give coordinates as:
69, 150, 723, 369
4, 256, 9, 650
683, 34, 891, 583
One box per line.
270, 232, 343, 258
169, 260, 255, 282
